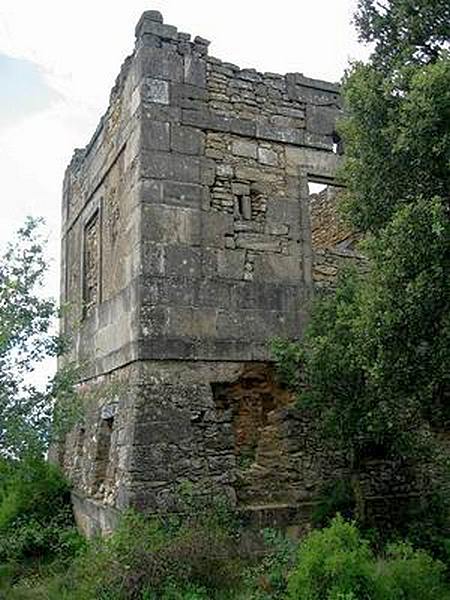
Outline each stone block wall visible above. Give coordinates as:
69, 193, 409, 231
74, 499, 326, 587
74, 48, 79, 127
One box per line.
59, 11, 397, 536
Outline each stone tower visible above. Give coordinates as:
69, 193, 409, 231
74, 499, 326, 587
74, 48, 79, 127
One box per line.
59, 11, 350, 535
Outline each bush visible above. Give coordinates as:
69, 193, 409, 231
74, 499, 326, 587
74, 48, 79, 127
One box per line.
59, 497, 243, 599
243, 528, 297, 599
287, 515, 450, 600
287, 515, 377, 600
401, 491, 450, 570
312, 479, 355, 528
376, 542, 449, 600
0, 458, 81, 563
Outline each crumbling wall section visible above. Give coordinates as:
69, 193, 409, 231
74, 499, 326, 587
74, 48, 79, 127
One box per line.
309, 185, 367, 290
59, 11, 387, 536
135, 10, 342, 365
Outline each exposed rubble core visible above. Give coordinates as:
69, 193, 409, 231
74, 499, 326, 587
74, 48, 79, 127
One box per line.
57, 11, 377, 536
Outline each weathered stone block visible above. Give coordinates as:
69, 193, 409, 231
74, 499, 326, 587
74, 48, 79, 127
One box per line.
138, 47, 184, 82
285, 146, 340, 178
234, 166, 279, 182
253, 254, 302, 282
196, 279, 234, 308
133, 418, 192, 445
231, 182, 250, 196
265, 223, 289, 236
182, 109, 232, 132
230, 118, 256, 137
142, 78, 170, 104
140, 178, 164, 203
163, 181, 204, 208
200, 158, 216, 185
216, 249, 246, 279
141, 151, 201, 183
258, 147, 278, 166
170, 82, 208, 109
141, 275, 195, 306
231, 139, 257, 158
266, 198, 301, 240
306, 104, 338, 136
141, 243, 165, 275
235, 234, 281, 252
142, 205, 201, 244
201, 212, 234, 248
184, 55, 207, 87
171, 125, 205, 155
256, 124, 303, 145
141, 119, 170, 151
167, 307, 217, 338
164, 245, 202, 278
140, 306, 169, 337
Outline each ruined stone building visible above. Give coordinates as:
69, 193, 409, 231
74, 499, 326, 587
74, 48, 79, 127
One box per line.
58, 11, 371, 536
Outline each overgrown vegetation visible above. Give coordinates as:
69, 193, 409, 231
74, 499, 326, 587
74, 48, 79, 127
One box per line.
1, 0, 449, 597
0, 217, 78, 459
273, 0, 450, 528
287, 515, 449, 600
0, 466, 448, 599
0, 459, 84, 599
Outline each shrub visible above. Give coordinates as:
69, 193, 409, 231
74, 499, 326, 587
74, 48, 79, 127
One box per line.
287, 515, 377, 600
401, 491, 450, 570
376, 542, 449, 600
312, 479, 355, 528
0, 458, 70, 529
60, 497, 243, 599
243, 528, 297, 599
0, 458, 80, 563
287, 515, 450, 600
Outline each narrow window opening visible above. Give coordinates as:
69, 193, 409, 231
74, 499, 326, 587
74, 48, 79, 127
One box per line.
82, 209, 100, 318
74, 426, 85, 471
235, 195, 252, 220
237, 195, 244, 216
93, 416, 114, 493
332, 131, 343, 155
77, 426, 85, 454
308, 181, 328, 195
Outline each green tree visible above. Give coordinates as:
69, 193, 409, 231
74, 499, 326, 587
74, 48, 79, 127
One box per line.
355, 0, 450, 70
0, 218, 76, 458
274, 0, 450, 523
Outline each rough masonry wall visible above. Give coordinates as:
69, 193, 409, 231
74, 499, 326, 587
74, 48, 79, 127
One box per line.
135, 10, 342, 364
60, 51, 143, 378
309, 185, 367, 290
60, 11, 389, 536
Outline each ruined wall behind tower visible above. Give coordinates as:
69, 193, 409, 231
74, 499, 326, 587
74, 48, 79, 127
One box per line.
60, 11, 398, 537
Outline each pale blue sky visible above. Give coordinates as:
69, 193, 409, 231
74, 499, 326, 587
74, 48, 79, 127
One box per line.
0, 54, 60, 127
0, 0, 368, 302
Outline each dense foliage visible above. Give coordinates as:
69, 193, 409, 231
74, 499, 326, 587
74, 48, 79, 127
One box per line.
355, 0, 450, 70
287, 515, 449, 600
273, 0, 450, 525
1, 469, 447, 600
0, 218, 78, 458
0, 459, 83, 599
0, 218, 58, 456
0, 458, 79, 564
